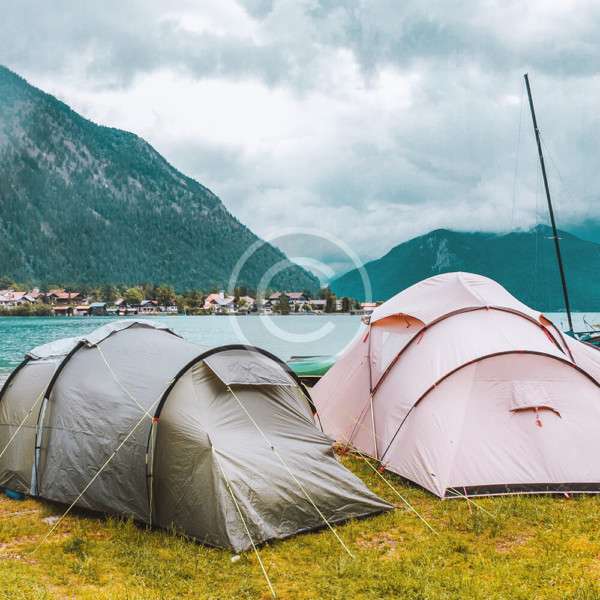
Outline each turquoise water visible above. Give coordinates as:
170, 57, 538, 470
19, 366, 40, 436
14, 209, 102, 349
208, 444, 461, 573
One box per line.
0, 312, 597, 378
0, 315, 366, 375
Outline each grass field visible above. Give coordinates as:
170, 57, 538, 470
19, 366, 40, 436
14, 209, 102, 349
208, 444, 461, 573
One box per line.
1, 455, 600, 599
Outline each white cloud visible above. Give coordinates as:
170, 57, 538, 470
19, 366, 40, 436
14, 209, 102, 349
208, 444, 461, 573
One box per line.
1, 0, 599, 273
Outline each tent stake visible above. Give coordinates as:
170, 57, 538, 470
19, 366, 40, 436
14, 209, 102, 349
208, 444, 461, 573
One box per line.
446, 488, 497, 519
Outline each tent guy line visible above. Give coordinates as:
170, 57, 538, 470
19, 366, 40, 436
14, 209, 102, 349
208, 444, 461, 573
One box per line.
0, 387, 46, 463
30, 386, 169, 555
351, 447, 438, 535
313, 272, 600, 499
0, 320, 390, 554
225, 384, 356, 559
316, 389, 441, 533
96, 343, 155, 420
214, 450, 277, 599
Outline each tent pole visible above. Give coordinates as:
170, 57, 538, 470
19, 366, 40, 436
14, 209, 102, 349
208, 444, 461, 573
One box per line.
0, 388, 46, 462
523, 73, 574, 333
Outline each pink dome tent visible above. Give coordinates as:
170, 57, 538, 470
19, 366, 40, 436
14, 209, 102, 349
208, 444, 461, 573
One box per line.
313, 272, 600, 498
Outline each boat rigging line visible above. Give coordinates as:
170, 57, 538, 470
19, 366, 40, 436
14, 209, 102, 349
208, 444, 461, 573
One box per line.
524, 73, 574, 333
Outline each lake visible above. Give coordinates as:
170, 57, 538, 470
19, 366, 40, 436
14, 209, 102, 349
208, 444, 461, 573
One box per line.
0, 314, 367, 376
0, 312, 598, 379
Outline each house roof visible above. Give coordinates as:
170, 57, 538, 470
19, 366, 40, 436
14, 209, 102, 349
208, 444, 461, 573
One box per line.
0, 291, 28, 302
204, 293, 235, 308
90, 302, 107, 308
54, 291, 81, 300
215, 297, 235, 306
269, 291, 308, 300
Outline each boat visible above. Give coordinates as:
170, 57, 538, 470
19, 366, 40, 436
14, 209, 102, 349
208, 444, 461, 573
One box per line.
524, 74, 600, 349
286, 355, 336, 386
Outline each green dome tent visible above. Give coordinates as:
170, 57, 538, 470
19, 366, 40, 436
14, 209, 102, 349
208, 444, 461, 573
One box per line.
0, 321, 390, 551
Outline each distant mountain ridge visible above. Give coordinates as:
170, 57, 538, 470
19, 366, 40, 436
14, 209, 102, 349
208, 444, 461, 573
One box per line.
332, 226, 600, 311
0, 66, 319, 291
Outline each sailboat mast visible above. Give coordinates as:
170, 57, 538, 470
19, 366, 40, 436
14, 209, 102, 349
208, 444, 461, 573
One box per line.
523, 73, 574, 333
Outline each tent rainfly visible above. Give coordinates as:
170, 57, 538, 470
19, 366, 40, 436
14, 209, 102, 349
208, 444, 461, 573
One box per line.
312, 272, 600, 498
0, 321, 391, 551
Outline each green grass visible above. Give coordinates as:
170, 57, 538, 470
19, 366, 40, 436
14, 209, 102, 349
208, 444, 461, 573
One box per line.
2, 456, 600, 599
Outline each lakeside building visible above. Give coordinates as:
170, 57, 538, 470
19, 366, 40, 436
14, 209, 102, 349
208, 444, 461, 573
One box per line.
0, 285, 362, 317
203, 291, 258, 315
47, 290, 82, 306
89, 302, 108, 316
352, 302, 379, 316
0, 287, 179, 316
268, 291, 310, 308
309, 299, 327, 312
0, 290, 30, 307
204, 292, 236, 314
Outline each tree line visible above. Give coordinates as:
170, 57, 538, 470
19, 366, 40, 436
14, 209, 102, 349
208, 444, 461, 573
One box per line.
0, 276, 362, 315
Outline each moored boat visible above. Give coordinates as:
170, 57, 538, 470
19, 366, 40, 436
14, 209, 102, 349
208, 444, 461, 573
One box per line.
287, 355, 336, 386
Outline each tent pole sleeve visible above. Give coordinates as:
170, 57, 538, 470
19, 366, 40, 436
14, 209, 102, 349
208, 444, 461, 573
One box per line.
31, 392, 164, 554
369, 394, 378, 460
378, 349, 600, 465
146, 418, 159, 527
370, 306, 565, 397
31, 395, 49, 497
0, 387, 45, 463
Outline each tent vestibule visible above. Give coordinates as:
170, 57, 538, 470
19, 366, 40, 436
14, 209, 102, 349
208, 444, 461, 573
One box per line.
313, 272, 600, 498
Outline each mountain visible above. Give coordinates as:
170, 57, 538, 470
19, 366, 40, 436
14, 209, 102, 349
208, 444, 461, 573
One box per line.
0, 66, 318, 292
331, 226, 600, 311
571, 219, 600, 245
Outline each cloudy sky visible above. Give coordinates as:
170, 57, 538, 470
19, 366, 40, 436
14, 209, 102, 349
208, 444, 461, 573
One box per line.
2, 0, 600, 274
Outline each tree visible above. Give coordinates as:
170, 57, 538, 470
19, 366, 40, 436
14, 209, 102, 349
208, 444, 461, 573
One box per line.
101, 284, 118, 303
183, 289, 203, 309
341, 297, 350, 312
123, 287, 143, 306
277, 294, 290, 315
325, 294, 336, 313
156, 285, 176, 306
0, 275, 15, 289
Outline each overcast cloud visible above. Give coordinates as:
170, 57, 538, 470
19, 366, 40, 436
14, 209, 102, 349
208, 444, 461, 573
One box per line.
2, 0, 600, 274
